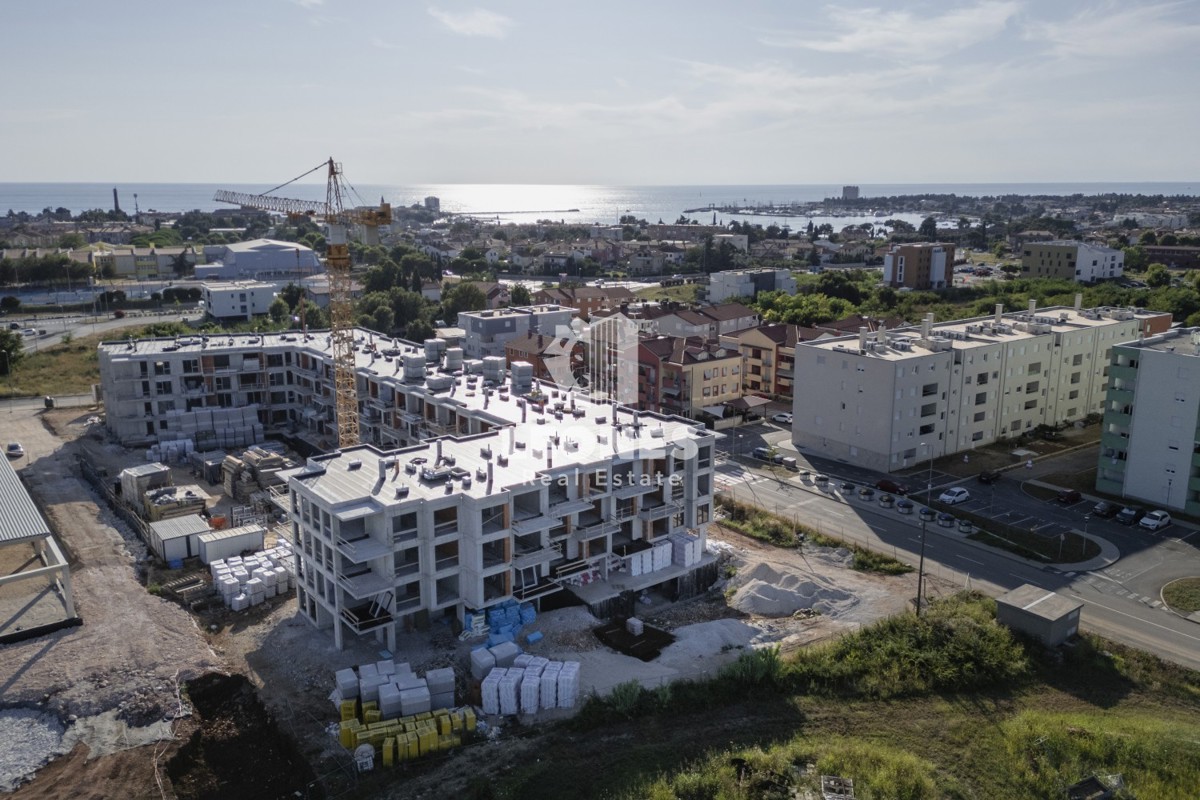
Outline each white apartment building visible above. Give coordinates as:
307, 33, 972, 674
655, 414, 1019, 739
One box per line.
707, 268, 798, 303
285, 407, 715, 650
98, 330, 718, 651
202, 281, 277, 321
1096, 328, 1200, 516
457, 305, 575, 360
1020, 241, 1124, 283
791, 299, 1172, 472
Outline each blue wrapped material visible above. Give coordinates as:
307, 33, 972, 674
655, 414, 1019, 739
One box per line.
487, 631, 515, 647
526, 631, 543, 644
519, 606, 537, 625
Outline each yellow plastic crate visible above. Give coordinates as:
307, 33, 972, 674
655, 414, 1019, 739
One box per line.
418, 729, 437, 755
339, 701, 358, 721
404, 733, 419, 760
361, 701, 378, 713
437, 716, 451, 735
449, 713, 462, 732
438, 733, 461, 749
463, 709, 477, 732
382, 737, 395, 767
364, 710, 381, 725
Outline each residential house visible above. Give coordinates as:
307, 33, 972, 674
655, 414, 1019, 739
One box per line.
1020, 241, 1123, 283
638, 336, 743, 418
707, 268, 797, 303
457, 305, 574, 360
533, 286, 638, 320
504, 330, 585, 385
881, 242, 955, 289
719, 323, 800, 401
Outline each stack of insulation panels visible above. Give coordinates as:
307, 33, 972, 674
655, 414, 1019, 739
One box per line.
652, 539, 673, 572
540, 662, 561, 708
499, 668, 524, 716
670, 533, 703, 567
557, 661, 580, 708
481, 668, 504, 715
426, 667, 455, 710
626, 617, 644, 636
469, 647, 496, 681
208, 538, 297, 611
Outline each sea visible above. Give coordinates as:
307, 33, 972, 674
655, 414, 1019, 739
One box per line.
3, 181, 1198, 231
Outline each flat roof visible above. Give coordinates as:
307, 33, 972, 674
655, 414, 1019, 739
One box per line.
1118, 327, 1200, 357
293, 404, 711, 508
0, 458, 52, 545
198, 524, 265, 543
802, 305, 1165, 362
997, 584, 1083, 621
148, 514, 212, 541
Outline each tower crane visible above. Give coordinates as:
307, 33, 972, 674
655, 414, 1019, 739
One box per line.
214, 158, 392, 449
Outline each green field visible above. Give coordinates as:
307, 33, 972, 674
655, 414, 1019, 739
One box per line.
1, 332, 105, 397
1163, 578, 1200, 614
482, 595, 1200, 799
635, 283, 703, 303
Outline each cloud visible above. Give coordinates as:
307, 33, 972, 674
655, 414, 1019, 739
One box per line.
1022, 1, 1200, 59
291, 0, 324, 7
763, 1, 1020, 59
428, 7, 513, 38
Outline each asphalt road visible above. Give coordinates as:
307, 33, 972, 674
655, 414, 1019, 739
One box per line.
17, 310, 200, 353
716, 424, 1200, 672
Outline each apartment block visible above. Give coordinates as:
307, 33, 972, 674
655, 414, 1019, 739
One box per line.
707, 268, 798, 303
202, 281, 277, 321
638, 336, 743, 418
719, 323, 799, 401
1095, 328, 1200, 515
284, 404, 715, 650
457, 305, 574, 360
791, 299, 1172, 472
1021, 240, 1124, 283
881, 243, 955, 290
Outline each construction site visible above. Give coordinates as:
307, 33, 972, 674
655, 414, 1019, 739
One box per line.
0, 162, 935, 798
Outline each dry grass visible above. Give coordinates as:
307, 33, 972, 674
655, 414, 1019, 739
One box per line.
2, 332, 107, 397
1163, 577, 1200, 614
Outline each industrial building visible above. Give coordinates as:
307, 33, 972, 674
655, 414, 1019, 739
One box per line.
194, 238, 322, 281
1020, 240, 1124, 283
1095, 327, 1200, 515
791, 299, 1172, 472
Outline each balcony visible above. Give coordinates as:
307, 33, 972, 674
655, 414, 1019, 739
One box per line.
433, 521, 458, 539
336, 535, 391, 563
571, 519, 620, 542
393, 527, 419, 546
512, 512, 557, 536
638, 499, 682, 521
1108, 364, 1137, 383
337, 567, 393, 600
1107, 387, 1134, 405
513, 545, 560, 572
548, 497, 592, 517
512, 575, 563, 602
613, 481, 659, 500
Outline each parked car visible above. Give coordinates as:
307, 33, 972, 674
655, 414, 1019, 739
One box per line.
751, 446, 772, 461
1115, 505, 1145, 525
1139, 510, 1172, 531
771, 413, 793, 424
1056, 489, 1083, 505
1092, 501, 1119, 519
5, 442, 24, 459
938, 487, 971, 505
875, 478, 909, 496
977, 470, 1003, 485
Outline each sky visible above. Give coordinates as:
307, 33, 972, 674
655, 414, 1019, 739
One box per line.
2, 0, 1199, 185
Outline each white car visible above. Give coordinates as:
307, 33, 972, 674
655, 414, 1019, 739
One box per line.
5, 442, 24, 459
1139, 510, 1171, 531
772, 413, 793, 424
938, 487, 971, 505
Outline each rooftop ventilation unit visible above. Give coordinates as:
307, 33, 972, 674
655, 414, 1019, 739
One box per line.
347, 460, 363, 470
395, 486, 409, 499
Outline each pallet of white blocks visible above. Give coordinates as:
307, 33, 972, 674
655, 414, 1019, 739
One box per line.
557, 661, 580, 708
652, 540, 672, 572
470, 647, 496, 681
499, 668, 524, 716
335, 668, 359, 700
540, 662, 561, 708
626, 617, 644, 636
670, 533, 703, 567
481, 668, 504, 715
520, 668, 540, 714
426, 667, 455, 710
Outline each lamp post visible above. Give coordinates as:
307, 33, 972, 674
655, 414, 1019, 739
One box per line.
916, 440, 934, 616
1, 349, 12, 413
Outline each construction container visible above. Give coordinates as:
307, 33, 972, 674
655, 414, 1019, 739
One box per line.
197, 524, 266, 564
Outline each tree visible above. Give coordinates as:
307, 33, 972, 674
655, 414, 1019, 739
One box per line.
509, 284, 531, 306
407, 319, 435, 342
371, 305, 395, 333
278, 283, 305, 310
0, 296, 19, 312
0, 329, 24, 375
170, 251, 192, 278
919, 216, 938, 242
58, 232, 86, 249
1144, 263, 1171, 288
441, 283, 488, 318
1123, 246, 1147, 272
268, 296, 290, 324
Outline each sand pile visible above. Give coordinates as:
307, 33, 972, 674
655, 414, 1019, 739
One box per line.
731, 561, 857, 618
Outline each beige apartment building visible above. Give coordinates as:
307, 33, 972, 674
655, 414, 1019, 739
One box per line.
719, 323, 798, 401
1021, 240, 1124, 283
638, 336, 742, 418
881, 243, 955, 290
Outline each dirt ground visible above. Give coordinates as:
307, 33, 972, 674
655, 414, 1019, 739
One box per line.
4, 406, 945, 799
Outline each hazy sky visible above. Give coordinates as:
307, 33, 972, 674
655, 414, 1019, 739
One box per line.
3, 0, 1198, 185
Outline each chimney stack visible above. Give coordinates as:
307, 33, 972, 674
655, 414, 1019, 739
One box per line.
1074, 292, 1083, 311
994, 303, 1003, 324
921, 313, 934, 340
858, 326, 869, 352
1028, 299, 1037, 314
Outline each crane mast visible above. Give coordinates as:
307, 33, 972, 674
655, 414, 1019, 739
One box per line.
214, 158, 391, 450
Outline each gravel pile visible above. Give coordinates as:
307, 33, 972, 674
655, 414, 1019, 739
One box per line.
731, 561, 858, 618
0, 709, 68, 792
